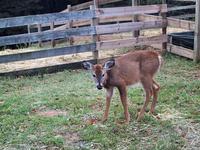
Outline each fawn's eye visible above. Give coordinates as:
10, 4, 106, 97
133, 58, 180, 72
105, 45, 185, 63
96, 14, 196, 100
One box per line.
93, 74, 96, 77
102, 74, 105, 77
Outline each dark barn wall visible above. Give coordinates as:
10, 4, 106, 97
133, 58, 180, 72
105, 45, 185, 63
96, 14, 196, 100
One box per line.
0, 0, 90, 18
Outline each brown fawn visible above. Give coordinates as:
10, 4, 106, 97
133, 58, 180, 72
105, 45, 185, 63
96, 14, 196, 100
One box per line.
82, 50, 162, 124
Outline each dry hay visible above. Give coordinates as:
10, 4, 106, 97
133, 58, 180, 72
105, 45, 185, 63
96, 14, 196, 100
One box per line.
158, 108, 200, 149
32, 106, 68, 117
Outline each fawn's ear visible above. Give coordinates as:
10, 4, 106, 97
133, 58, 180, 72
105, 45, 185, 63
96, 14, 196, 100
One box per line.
82, 61, 93, 70
103, 59, 115, 70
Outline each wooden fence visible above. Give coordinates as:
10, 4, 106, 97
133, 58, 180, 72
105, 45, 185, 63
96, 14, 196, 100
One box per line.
164, 0, 200, 62
0, 4, 167, 75
28, 0, 123, 38
168, 0, 195, 19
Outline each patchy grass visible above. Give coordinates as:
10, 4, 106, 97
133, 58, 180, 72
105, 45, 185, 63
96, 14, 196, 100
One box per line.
0, 54, 199, 149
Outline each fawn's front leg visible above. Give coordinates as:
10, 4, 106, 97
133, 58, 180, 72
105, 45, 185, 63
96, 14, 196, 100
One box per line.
102, 87, 114, 123
118, 85, 130, 124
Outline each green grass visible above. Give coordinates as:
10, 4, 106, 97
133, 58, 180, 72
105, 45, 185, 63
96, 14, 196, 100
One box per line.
0, 54, 200, 149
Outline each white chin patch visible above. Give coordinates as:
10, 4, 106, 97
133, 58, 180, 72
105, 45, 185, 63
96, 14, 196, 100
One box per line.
96, 83, 103, 87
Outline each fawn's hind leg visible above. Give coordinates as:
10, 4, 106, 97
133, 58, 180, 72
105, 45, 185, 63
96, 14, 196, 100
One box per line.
137, 77, 153, 121
150, 79, 160, 114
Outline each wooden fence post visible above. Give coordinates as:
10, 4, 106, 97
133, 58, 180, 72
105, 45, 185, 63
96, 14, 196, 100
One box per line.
27, 24, 31, 46
132, 0, 140, 37
50, 22, 55, 47
160, 0, 167, 54
90, 3, 100, 62
67, 5, 74, 46
194, 0, 200, 62
37, 24, 42, 47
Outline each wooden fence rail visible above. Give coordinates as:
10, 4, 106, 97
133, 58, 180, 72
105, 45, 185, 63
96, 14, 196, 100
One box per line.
96, 20, 166, 34
168, 5, 195, 12
138, 14, 195, 30
97, 35, 167, 50
0, 4, 168, 74
30, 0, 123, 30
0, 20, 166, 47
0, 43, 96, 63
0, 10, 94, 28
0, 5, 167, 47
96, 4, 167, 17
0, 26, 95, 46
69, 0, 122, 11
0, 35, 167, 64
29, 4, 167, 30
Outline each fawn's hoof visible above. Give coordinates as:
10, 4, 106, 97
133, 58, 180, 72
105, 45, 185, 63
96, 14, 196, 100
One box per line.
136, 112, 144, 122
115, 120, 129, 125
101, 118, 108, 123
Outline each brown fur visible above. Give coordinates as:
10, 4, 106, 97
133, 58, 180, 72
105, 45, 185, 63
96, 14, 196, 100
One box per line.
91, 50, 162, 123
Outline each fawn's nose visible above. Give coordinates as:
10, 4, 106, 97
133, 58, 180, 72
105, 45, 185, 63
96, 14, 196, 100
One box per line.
97, 85, 103, 90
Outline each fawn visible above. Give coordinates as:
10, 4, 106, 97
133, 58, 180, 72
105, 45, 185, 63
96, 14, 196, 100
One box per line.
82, 50, 162, 124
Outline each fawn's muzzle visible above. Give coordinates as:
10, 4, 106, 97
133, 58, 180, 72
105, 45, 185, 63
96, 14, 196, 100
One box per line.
97, 84, 103, 90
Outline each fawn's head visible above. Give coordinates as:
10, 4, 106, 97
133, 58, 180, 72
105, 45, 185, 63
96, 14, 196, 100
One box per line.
82, 59, 115, 90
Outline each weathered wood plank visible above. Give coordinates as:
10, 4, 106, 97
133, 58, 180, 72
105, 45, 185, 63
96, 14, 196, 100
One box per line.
138, 14, 195, 30
0, 26, 95, 46
70, 0, 122, 11
96, 20, 167, 35
168, 5, 195, 12
54, 15, 133, 31
0, 10, 94, 28
55, 18, 166, 35
27, 24, 31, 46
37, 24, 42, 47
66, 5, 74, 46
194, 0, 200, 62
97, 35, 168, 49
31, 5, 167, 30
33, 14, 133, 29
138, 14, 163, 22
132, 0, 140, 37
50, 22, 55, 47
96, 4, 167, 18
0, 43, 96, 64
160, 0, 167, 53
32, 0, 122, 28
167, 17, 195, 30
90, 4, 99, 61
35, 4, 167, 30
167, 44, 193, 59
